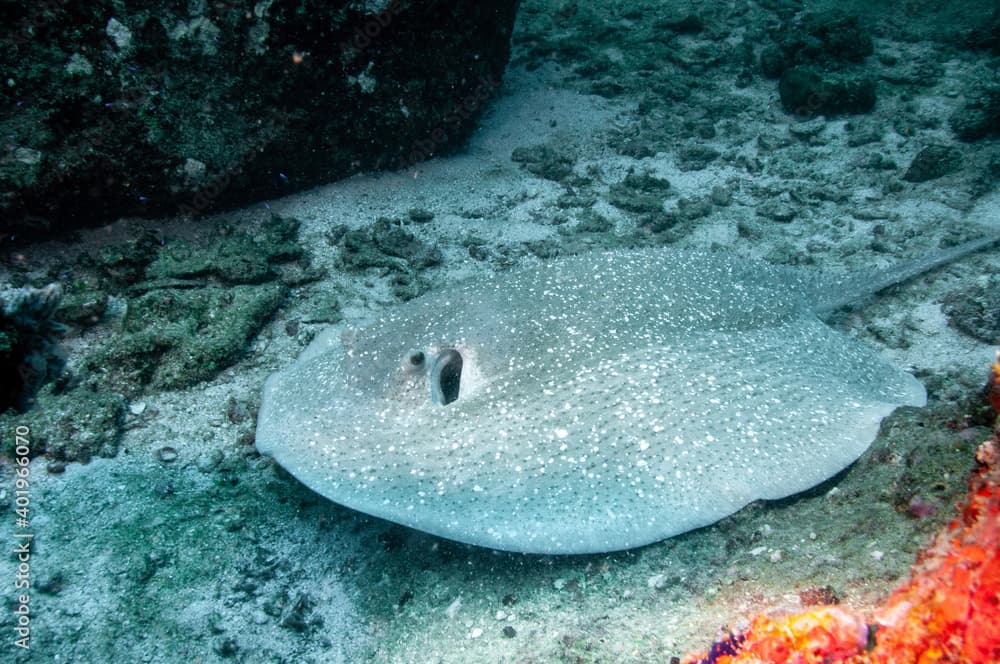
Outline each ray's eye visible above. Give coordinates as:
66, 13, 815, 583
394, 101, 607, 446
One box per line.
407, 350, 426, 367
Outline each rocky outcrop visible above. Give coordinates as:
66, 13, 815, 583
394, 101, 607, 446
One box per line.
1, 0, 520, 240
0, 283, 66, 413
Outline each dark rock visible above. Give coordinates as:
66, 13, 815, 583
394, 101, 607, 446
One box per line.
654, 12, 704, 35
279, 592, 319, 632
757, 200, 797, 224
258, 215, 306, 263
589, 78, 628, 98
214, 637, 239, 658
154, 483, 175, 499
950, 85, 1000, 142
371, 218, 442, 269
903, 145, 964, 183
607, 172, 672, 214
639, 211, 684, 238
468, 243, 490, 261
156, 446, 179, 463
525, 239, 561, 259
710, 185, 732, 206
1, 0, 520, 240
37, 573, 65, 595
227, 397, 252, 425
80, 216, 302, 397
958, 9, 1000, 53
619, 172, 672, 193
0, 386, 126, 461
556, 191, 598, 209
573, 213, 613, 234
798, 11, 873, 63
334, 218, 442, 296
676, 144, 721, 171
943, 278, 1000, 344
779, 67, 876, 116
607, 190, 665, 215
676, 196, 713, 221
767, 10, 874, 70
388, 271, 431, 301
93, 231, 163, 288
145, 236, 272, 285
144, 216, 304, 286
765, 12, 875, 120
511, 145, 576, 181
407, 208, 435, 223
0, 283, 67, 413
759, 45, 787, 79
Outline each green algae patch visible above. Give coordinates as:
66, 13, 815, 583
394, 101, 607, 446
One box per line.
144, 216, 305, 286
0, 387, 125, 461
79, 214, 314, 395
145, 234, 274, 285
95, 283, 286, 391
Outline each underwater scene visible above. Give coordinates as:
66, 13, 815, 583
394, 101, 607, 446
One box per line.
2, 0, 999, 662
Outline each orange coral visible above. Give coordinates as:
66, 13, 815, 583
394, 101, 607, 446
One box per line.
989, 352, 1000, 415
864, 435, 1000, 664
685, 392, 1000, 664
685, 607, 868, 664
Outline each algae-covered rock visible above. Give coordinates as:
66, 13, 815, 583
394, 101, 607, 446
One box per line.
93, 230, 163, 288
572, 212, 613, 234
950, 84, 1000, 142
779, 66, 877, 116
903, 145, 964, 183
0, 386, 126, 461
332, 218, 442, 300
369, 218, 443, 270
95, 283, 286, 391
760, 10, 873, 80
676, 144, 721, 171
0, 283, 67, 413
943, 278, 1000, 344
2, 0, 520, 238
607, 172, 672, 214
78, 213, 310, 394
145, 216, 305, 285
146, 235, 273, 285
57, 287, 108, 328
510, 145, 576, 181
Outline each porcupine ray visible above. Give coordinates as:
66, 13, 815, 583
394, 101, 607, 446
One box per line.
256, 235, 999, 554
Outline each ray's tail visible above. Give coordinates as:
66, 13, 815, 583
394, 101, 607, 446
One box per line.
811, 227, 1000, 316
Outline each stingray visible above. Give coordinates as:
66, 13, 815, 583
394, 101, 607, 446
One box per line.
256, 235, 999, 554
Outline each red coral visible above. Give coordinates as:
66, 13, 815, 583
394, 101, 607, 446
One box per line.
685, 419, 1000, 664
987, 353, 1000, 415
866, 441, 1000, 664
